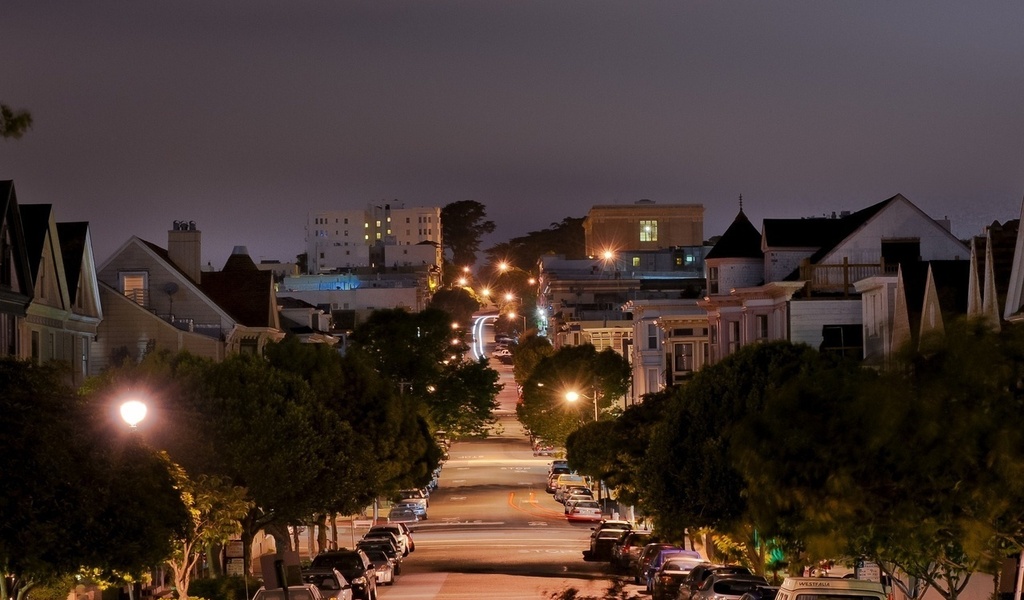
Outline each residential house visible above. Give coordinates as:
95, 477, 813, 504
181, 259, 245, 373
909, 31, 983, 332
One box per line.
0, 181, 33, 357
92, 222, 283, 373
700, 194, 968, 365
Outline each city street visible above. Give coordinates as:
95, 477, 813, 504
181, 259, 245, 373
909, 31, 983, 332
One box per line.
374, 350, 639, 599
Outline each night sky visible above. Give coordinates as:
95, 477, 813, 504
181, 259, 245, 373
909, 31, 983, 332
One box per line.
3, 1, 1023, 269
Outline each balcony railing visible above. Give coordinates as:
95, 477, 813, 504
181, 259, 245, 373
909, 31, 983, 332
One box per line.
799, 257, 891, 297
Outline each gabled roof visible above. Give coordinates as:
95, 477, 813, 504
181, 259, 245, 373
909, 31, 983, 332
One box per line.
18, 203, 54, 282
0, 180, 33, 313
201, 249, 277, 328
56, 222, 89, 304
762, 195, 897, 257
706, 210, 763, 260
899, 260, 970, 339
140, 238, 198, 285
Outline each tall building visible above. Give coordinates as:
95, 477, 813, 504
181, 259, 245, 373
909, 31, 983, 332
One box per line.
306, 203, 441, 274
583, 200, 704, 256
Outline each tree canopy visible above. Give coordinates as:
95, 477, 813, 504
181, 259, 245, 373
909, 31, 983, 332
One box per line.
0, 104, 32, 139
441, 200, 495, 267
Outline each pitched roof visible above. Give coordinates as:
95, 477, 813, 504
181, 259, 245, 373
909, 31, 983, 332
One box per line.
56, 222, 89, 304
0, 181, 34, 310
18, 203, 53, 282
763, 195, 898, 254
140, 238, 199, 285
706, 210, 763, 260
900, 260, 970, 337
200, 248, 277, 328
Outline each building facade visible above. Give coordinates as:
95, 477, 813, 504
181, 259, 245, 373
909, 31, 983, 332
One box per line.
583, 200, 704, 256
306, 203, 441, 274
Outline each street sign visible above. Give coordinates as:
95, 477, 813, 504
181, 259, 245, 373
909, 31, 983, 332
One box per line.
856, 559, 881, 582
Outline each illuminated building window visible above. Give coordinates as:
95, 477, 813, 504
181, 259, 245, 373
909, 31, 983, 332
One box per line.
632, 256, 640, 267
640, 220, 658, 242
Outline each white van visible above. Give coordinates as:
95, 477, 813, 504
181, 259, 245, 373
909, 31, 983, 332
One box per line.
776, 577, 887, 600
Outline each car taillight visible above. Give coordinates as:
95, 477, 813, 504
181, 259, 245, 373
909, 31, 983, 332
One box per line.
661, 575, 673, 584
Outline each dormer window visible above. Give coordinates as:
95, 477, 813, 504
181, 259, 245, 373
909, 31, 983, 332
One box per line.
119, 271, 148, 306
708, 266, 719, 294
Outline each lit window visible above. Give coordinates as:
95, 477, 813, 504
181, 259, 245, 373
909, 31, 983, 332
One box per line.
640, 220, 658, 242
632, 257, 640, 267
120, 272, 148, 306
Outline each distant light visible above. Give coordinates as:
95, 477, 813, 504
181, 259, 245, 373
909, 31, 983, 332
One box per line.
498, 262, 509, 271
458, 277, 468, 286
528, 277, 536, 285
603, 250, 614, 261
565, 391, 580, 403
505, 292, 514, 302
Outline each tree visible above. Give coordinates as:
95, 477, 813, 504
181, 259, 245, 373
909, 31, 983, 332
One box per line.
517, 344, 630, 447
427, 287, 481, 331
441, 200, 495, 267
485, 216, 586, 267
1, 359, 188, 600
0, 104, 32, 139
639, 342, 830, 572
512, 332, 554, 385
430, 357, 502, 437
734, 320, 1024, 599
166, 471, 251, 600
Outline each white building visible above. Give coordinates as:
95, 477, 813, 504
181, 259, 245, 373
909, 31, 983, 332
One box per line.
306, 203, 441, 274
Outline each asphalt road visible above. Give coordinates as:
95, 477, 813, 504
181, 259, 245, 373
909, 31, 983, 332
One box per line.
374, 351, 644, 599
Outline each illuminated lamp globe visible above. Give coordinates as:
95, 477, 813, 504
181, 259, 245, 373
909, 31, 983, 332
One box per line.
120, 400, 148, 428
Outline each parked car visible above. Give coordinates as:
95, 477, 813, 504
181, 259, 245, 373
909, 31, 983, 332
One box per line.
676, 564, 754, 600
548, 459, 569, 474
567, 499, 603, 522
635, 543, 679, 584
644, 549, 701, 593
534, 442, 556, 456
387, 505, 420, 524
301, 569, 354, 600
355, 539, 401, 573
396, 499, 427, 519
361, 549, 396, 586
589, 527, 630, 560
253, 585, 326, 600
360, 530, 401, 551
564, 493, 596, 514
611, 530, 653, 571
592, 519, 633, 534
397, 488, 429, 508
691, 575, 770, 600
369, 523, 414, 555
308, 549, 377, 600
650, 555, 705, 600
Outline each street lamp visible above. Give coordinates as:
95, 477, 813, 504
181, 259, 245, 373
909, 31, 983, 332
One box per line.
564, 389, 599, 422
507, 311, 527, 333
120, 399, 147, 429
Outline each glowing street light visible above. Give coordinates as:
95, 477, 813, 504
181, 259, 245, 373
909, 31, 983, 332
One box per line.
498, 261, 509, 272
564, 389, 599, 422
120, 399, 148, 428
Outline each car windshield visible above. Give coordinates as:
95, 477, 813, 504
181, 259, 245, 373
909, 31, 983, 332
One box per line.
664, 558, 704, 571
575, 501, 600, 509
364, 550, 388, 562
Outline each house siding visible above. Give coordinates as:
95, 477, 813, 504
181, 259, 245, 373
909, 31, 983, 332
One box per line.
788, 299, 862, 348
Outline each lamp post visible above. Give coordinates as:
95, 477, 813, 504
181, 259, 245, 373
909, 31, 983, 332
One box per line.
507, 311, 527, 334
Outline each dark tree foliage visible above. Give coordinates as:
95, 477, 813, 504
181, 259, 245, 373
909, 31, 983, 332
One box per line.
566, 390, 673, 507
0, 104, 32, 139
733, 320, 1024, 600
639, 342, 831, 541
485, 217, 586, 267
427, 287, 481, 330
1, 359, 188, 599
517, 344, 630, 447
512, 332, 554, 385
441, 200, 495, 267
349, 307, 501, 440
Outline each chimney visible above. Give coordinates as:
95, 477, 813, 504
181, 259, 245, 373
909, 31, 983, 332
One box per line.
168, 220, 202, 283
